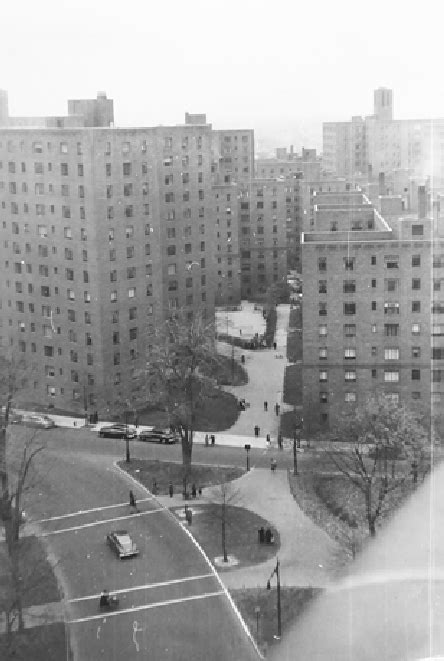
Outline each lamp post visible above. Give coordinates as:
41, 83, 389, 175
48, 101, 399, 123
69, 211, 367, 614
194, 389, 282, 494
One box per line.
266, 558, 281, 639
244, 444, 251, 472
293, 418, 303, 476
254, 605, 261, 641
124, 409, 131, 463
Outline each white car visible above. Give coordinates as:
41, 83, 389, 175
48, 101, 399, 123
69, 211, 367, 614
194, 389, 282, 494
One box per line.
14, 413, 56, 429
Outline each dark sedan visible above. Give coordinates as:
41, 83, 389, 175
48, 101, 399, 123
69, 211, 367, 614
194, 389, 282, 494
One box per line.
98, 424, 137, 439
138, 428, 179, 444
106, 530, 139, 559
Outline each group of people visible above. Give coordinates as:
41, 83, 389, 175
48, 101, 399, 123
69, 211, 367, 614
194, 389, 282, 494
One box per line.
204, 434, 216, 446
258, 526, 275, 544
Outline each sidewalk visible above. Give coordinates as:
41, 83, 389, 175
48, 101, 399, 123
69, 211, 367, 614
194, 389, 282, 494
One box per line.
158, 468, 341, 588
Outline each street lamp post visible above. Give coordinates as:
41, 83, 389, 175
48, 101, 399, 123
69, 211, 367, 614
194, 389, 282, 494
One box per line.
244, 444, 251, 472
254, 605, 261, 641
125, 409, 131, 463
266, 558, 281, 639
293, 419, 303, 476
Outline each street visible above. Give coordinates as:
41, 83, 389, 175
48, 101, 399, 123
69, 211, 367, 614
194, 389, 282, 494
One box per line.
25, 439, 260, 660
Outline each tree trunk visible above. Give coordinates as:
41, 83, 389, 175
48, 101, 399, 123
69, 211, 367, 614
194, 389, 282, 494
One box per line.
222, 503, 228, 562
365, 484, 376, 537
181, 429, 193, 481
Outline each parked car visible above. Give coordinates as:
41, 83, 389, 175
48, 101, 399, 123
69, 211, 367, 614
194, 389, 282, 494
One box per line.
98, 424, 137, 439
138, 427, 179, 444
15, 413, 56, 429
106, 530, 139, 559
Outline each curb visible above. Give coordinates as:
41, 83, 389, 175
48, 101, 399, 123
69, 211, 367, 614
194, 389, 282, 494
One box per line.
113, 460, 264, 660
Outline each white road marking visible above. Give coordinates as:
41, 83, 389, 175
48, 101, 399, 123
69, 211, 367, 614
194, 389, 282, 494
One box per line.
34, 498, 154, 524
68, 591, 225, 624
39, 508, 163, 537
69, 573, 215, 603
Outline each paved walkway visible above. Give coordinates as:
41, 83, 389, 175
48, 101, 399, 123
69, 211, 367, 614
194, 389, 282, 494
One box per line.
157, 468, 342, 589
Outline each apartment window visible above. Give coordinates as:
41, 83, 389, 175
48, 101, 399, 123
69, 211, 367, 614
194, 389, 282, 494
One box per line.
168, 264, 177, 275
412, 278, 421, 290
319, 347, 327, 360
125, 205, 133, 217
344, 257, 355, 271
343, 280, 355, 293
384, 302, 399, 315
345, 392, 357, 403
109, 249, 116, 261
145, 244, 151, 256
110, 290, 117, 302
345, 371, 356, 382
412, 346, 421, 358
319, 280, 327, 294
113, 331, 120, 345
107, 207, 114, 219
70, 350, 78, 363
85, 311, 91, 324
124, 183, 133, 196
412, 301, 421, 313
319, 371, 328, 382
385, 279, 398, 292
372, 369, 377, 378
385, 255, 399, 269
129, 307, 137, 320
127, 267, 136, 279
384, 324, 399, 337
385, 348, 399, 360
412, 255, 421, 267
432, 347, 444, 360
432, 325, 444, 336
344, 303, 356, 315
111, 311, 119, 323
433, 370, 443, 382
67, 288, 75, 301
319, 392, 328, 403
319, 302, 327, 316
106, 163, 112, 176
113, 353, 120, 366
61, 163, 68, 176
412, 224, 423, 236
123, 162, 131, 176
128, 287, 136, 298
344, 324, 356, 337
384, 371, 399, 382
411, 369, 421, 381
122, 141, 131, 154
344, 348, 356, 359
412, 323, 421, 335
129, 328, 138, 340
127, 246, 134, 258
318, 257, 327, 272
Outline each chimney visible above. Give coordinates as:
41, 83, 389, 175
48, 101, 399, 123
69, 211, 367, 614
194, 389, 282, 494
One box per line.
418, 185, 427, 219
378, 172, 385, 196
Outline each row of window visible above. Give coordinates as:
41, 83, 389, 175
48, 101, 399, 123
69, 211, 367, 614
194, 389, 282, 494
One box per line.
318, 300, 443, 315
319, 278, 430, 293
4, 201, 87, 218
3, 161, 85, 176
316, 253, 444, 271
318, 369, 441, 382
3, 182, 86, 196
318, 391, 433, 405
316, 347, 430, 360
318, 323, 435, 336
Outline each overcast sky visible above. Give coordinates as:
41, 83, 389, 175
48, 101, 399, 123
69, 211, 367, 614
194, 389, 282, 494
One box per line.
2, 0, 442, 149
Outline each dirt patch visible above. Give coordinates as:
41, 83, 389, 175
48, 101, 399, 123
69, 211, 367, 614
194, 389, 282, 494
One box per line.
0, 622, 70, 661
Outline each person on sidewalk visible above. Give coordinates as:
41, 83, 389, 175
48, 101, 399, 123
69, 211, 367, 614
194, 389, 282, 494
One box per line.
275, 403, 280, 416
129, 490, 137, 509
211, 434, 215, 446
264, 401, 268, 411
254, 424, 260, 437
191, 483, 197, 498
273, 341, 277, 350
169, 481, 174, 498
270, 458, 277, 472
152, 480, 158, 495
266, 433, 271, 446
205, 433, 209, 447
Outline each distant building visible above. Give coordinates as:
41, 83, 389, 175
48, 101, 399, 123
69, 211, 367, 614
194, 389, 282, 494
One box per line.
301, 186, 444, 433
323, 87, 444, 187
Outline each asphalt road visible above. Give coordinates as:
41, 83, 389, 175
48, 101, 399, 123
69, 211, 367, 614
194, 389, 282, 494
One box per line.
24, 438, 260, 661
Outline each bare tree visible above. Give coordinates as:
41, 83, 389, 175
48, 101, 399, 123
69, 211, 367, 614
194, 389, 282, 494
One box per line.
205, 478, 242, 563
139, 309, 221, 487
325, 393, 429, 537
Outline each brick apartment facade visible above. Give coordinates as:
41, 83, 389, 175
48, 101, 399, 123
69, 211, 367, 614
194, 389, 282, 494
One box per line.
301, 189, 444, 433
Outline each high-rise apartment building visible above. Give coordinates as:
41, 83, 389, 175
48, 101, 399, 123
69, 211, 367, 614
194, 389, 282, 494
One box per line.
301, 188, 443, 433
0, 93, 217, 414
323, 88, 444, 187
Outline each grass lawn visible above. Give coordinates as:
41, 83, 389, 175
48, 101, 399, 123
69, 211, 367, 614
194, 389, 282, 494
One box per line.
231, 587, 321, 654
283, 364, 302, 406
126, 389, 241, 432
173, 503, 280, 569
0, 623, 70, 661
201, 354, 249, 386
0, 535, 60, 608
119, 459, 245, 495
286, 329, 302, 363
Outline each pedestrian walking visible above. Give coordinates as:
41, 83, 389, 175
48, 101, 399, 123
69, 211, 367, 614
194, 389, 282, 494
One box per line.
258, 527, 265, 544
270, 458, 277, 472
264, 401, 268, 411
205, 433, 209, 447
198, 486, 202, 496
169, 481, 174, 498
278, 433, 283, 450
211, 434, 215, 446
266, 433, 271, 445
191, 483, 197, 498
275, 403, 280, 416
265, 528, 272, 544
254, 424, 260, 437
152, 480, 158, 495
273, 341, 277, 350
129, 490, 136, 508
